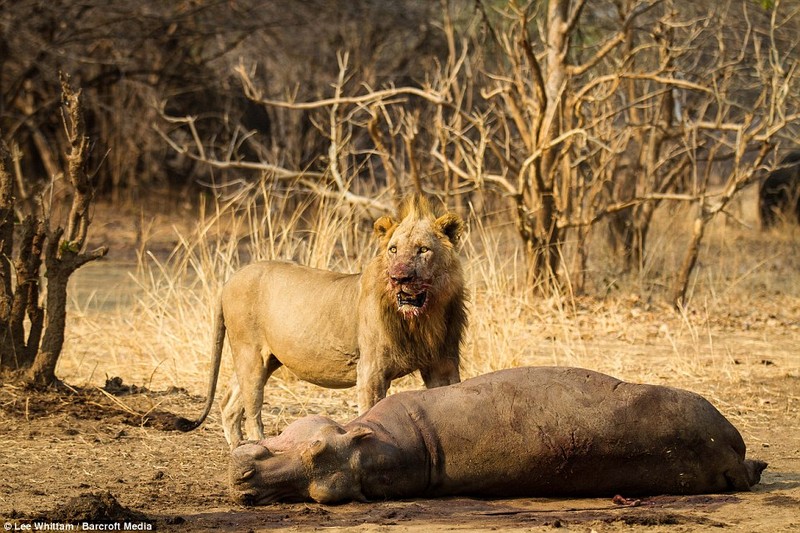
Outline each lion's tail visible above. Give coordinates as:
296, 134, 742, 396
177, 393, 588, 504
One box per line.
175, 302, 226, 432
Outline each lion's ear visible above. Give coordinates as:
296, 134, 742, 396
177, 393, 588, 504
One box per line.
373, 216, 397, 239
435, 213, 464, 245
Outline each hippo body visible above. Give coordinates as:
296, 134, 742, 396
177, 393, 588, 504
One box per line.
230, 367, 766, 505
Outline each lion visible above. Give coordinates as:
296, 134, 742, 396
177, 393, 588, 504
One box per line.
176, 197, 468, 447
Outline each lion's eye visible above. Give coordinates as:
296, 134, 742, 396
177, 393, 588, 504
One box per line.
389, 245, 397, 254
418, 246, 429, 254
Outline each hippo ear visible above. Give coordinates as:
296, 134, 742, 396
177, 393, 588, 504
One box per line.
347, 427, 373, 442
309, 439, 326, 456
373, 216, 397, 240
257, 444, 275, 457
435, 212, 464, 245
301, 439, 327, 464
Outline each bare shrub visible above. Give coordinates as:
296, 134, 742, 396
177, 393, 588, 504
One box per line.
430, 1, 798, 299
0, 75, 107, 385
0, 1, 445, 199
156, 0, 799, 308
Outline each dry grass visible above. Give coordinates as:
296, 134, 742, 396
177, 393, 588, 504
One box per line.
55, 186, 800, 439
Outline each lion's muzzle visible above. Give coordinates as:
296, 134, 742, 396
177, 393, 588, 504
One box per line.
389, 268, 429, 313
397, 289, 427, 308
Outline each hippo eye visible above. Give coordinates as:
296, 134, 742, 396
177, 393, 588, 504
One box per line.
389, 245, 397, 254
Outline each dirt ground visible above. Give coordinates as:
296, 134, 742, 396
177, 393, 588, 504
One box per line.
1, 333, 798, 533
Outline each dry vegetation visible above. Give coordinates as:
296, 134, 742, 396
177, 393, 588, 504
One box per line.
55, 186, 799, 430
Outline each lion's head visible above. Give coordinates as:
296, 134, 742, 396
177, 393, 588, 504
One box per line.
372, 197, 464, 319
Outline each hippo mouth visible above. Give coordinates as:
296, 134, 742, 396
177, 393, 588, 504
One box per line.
397, 290, 427, 309
236, 490, 265, 506
234, 488, 307, 506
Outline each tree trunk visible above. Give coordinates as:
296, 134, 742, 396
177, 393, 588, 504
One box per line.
570, 224, 590, 295
0, 141, 16, 369
672, 204, 708, 309
10, 216, 46, 369
532, 190, 561, 289
25, 268, 69, 385
522, 0, 570, 291
627, 201, 655, 271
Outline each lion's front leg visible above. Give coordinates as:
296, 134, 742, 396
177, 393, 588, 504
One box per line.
356, 356, 391, 414
420, 357, 460, 388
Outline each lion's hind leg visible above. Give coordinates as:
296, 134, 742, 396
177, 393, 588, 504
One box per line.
220, 376, 245, 448
233, 345, 283, 443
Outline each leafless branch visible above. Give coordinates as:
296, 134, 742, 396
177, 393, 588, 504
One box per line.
235, 61, 446, 109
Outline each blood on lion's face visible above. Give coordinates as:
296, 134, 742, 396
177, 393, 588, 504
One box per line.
373, 199, 464, 319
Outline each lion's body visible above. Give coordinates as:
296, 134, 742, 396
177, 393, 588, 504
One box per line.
178, 198, 468, 447
223, 262, 361, 389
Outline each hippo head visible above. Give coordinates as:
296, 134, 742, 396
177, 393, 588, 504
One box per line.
229, 415, 373, 505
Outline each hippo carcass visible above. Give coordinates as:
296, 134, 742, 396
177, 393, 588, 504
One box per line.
229, 367, 766, 505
